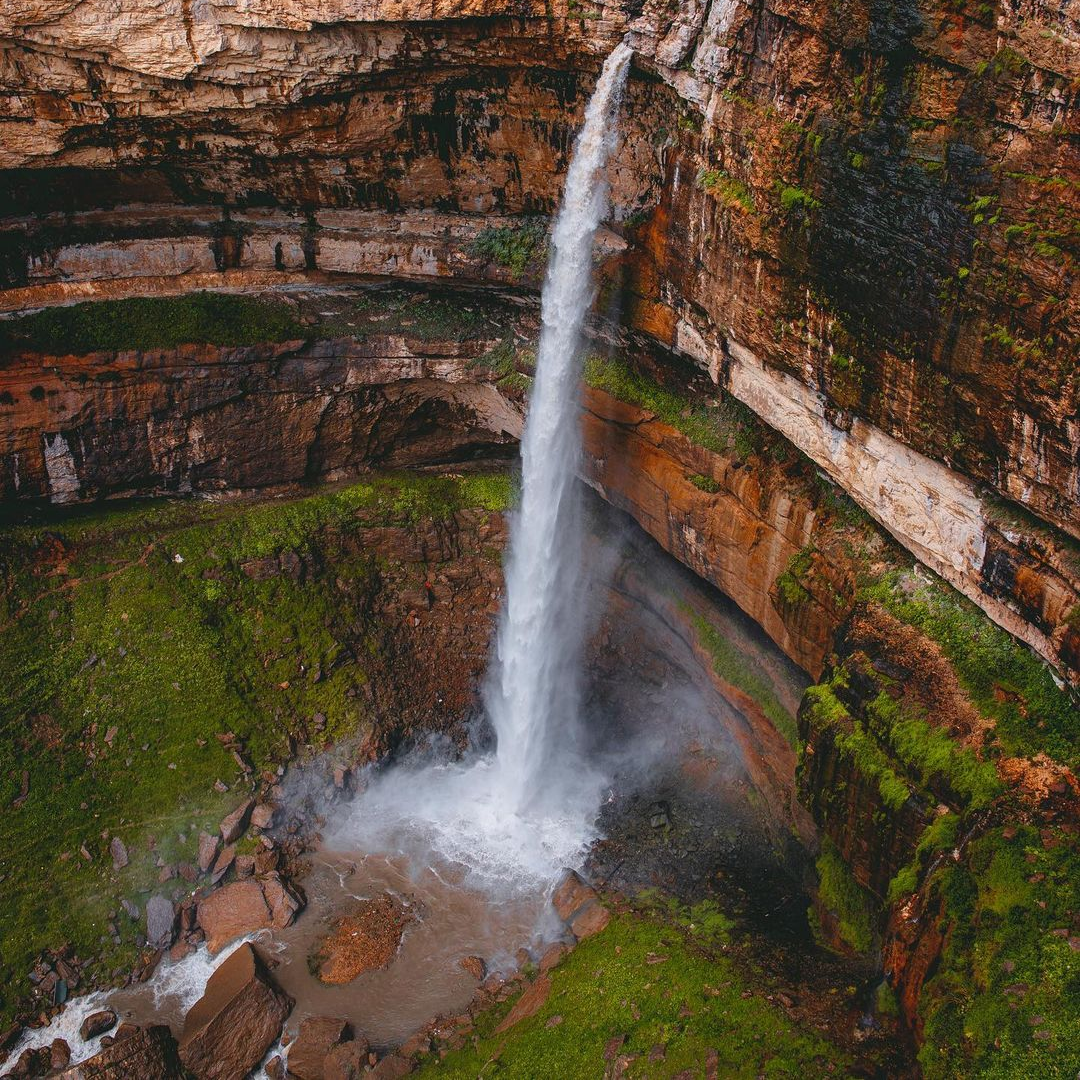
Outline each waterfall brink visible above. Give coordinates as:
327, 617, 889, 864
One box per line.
326, 41, 633, 894
485, 40, 634, 814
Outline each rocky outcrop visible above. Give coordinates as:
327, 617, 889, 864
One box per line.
56, 1025, 184, 1079
179, 943, 292, 1080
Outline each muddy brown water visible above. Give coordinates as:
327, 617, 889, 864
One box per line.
107, 848, 551, 1051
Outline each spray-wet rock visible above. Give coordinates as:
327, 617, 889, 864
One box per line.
286, 1016, 350, 1079
179, 943, 292, 1080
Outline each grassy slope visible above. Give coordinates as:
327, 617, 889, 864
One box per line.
0, 472, 512, 1026
419, 904, 849, 1080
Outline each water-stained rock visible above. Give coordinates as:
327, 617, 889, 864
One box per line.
285, 1016, 349, 1080
179, 943, 292, 1080
57, 1025, 184, 1078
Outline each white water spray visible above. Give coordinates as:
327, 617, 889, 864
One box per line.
485, 39, 634, 813
325, 40, 633, 891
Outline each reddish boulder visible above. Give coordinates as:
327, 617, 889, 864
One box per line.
285, 1016, 349, 1079
179, 943, 292, 1080
551, 869, 609, 941
459, 955, 486, 980
220, 799, 255, 844
494, 974, 551, 1034
196, 880, 270, 953
324, 1039, 371, 1080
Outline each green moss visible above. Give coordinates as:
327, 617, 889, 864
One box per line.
418, 907, 849, 1078
778, 185, 822, 215
584, 355, 767, 462
813, 837, 875, 955
887, 812, 961, 904
688, 611, 799, 750
0, 471, 512, 1026
867, 694, 1002, 809
917, 827, 1080, 1079
467, 219, 549, 278
775, 546, 814, 607
697, 168, 755, 213
860, 572, 1079, 770
0, 292, 307, 354
687, 473, 721, 493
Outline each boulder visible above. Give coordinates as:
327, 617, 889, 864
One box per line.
250, 803, 275, 830
196, 880, 270, 953
146, 896, 176, 949
197, 831, 220, 872
459, 956, 486, 980
79, 1010, 116, 1041
108, 838, 128, 871
179, 943, 292, 1080
494, 975, 552, 1034
323, 1039, 371, 1080
56, 1026, 184, 1078
220, 799, 255, 844
50, 1038, 71, 1070
262, 872, 304, 929
8, 1046, 49, 1076
551, 869, 609, 941
210, 845, 236, 884
286, 1016, 349, 1079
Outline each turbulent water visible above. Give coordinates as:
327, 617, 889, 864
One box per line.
325, 40, 634, 892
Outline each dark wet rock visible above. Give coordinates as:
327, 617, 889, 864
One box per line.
8, 1046, 48, 1077
323, 1039, 372, 1080
179, 943, 292, 1080
459, 955, 486, 981
79, 1010, 116, 1041
57, 1025, 184, 1078
197, 831, 220, 872
108, 838, 128, 871
146, 896, 176, 949
50, 1038, 71, 1070
538, 942, 569, 974
220, 799, 255, 845
286, 1016, 349, 1079
368, 1053, 414, 1079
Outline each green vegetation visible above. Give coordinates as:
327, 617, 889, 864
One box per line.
688, 611, 799, 750
468, 219, 549, 278
697, 168, 755, 213
887, 812, 960, 904
0, 292, 306, 354
584, 355, 767, 462
0, 471, 513, 1025
778, 185, 822, 216
812, 837, 875, 954
418, 905, 849, 1078
775, 546, 814, 607
0, 288, 513, 357
866, 694, 1002, 809
687, 473, 721, 493
917, 826, 1080, 1079
861, 572, 1079, 770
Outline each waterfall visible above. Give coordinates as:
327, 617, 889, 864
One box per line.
485, 40, 634, 813
326, 41, 633, 893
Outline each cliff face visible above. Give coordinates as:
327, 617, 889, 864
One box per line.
2, 1, 1080, 1073
2, 0, 1077, 686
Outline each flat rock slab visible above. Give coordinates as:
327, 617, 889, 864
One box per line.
179, 943, 292, 1080
57, 1026, 184, 1078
